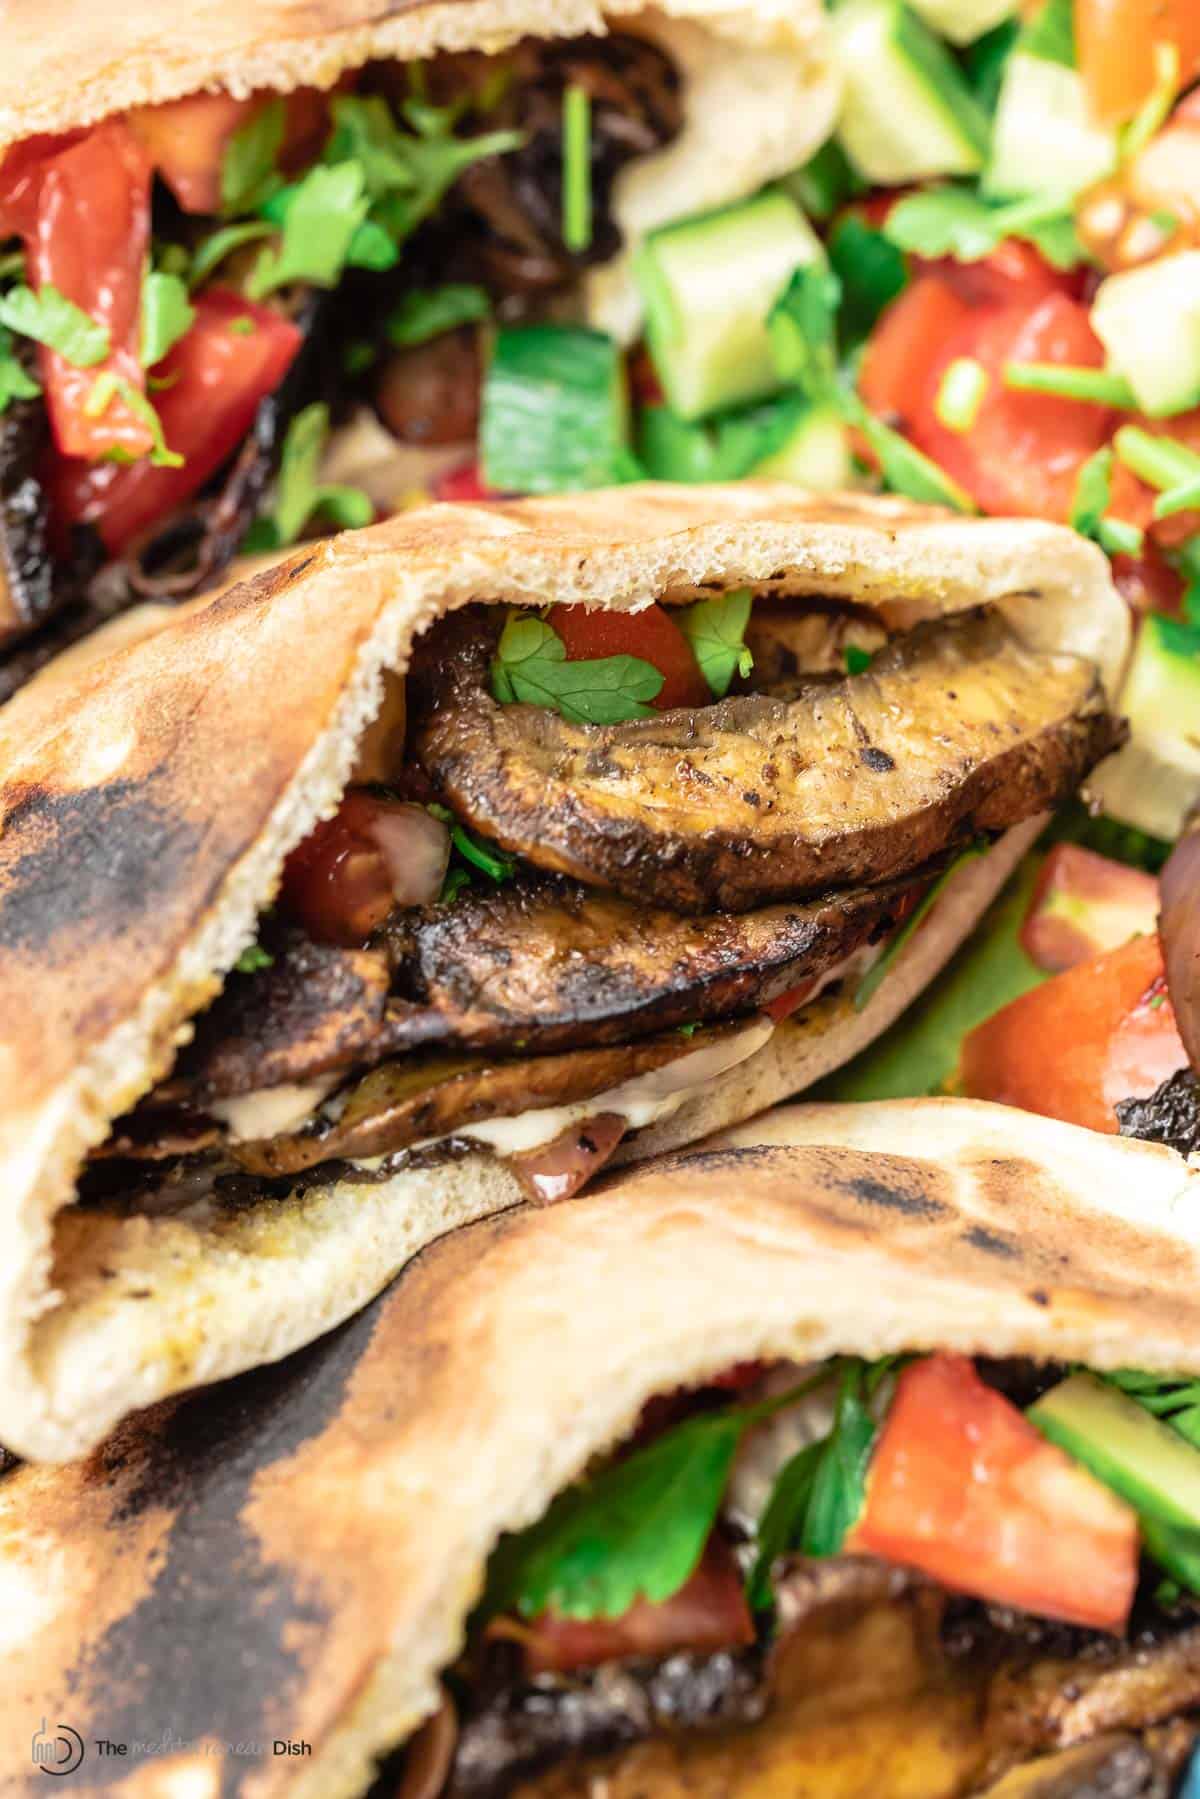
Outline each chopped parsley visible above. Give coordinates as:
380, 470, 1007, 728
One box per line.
490, 613, 663, 725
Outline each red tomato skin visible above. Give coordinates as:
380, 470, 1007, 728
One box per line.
859, 277, 972, 424
1020, 844, 1160, 973
127, 88, 329, 214
515, 1538, 754, 1675
916, 239, 1073, 308
961, 933, 1188, 1133
850, 1355, 1138, 1634
1110, 544, 1185, 616
432, 461, 494, 503
549, 602, 710, 710
909, 293, 1114, 522
279, 789, 398, 947
25, 123, 155, 460
50, 289, 302, 553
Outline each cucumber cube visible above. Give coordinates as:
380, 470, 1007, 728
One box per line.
830, 1, 989, 183
1092, 252, 1200, 418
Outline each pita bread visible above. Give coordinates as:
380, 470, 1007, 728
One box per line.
0, 1, 837, 344
0, 486, 1129, 1461
0, 1097, 1195, 1798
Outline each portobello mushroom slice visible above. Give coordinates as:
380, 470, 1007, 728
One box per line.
0, 385, 55, 647
413, 605, 1124, 914
157, 868, 919, 1107
228, 1017, 761, 1177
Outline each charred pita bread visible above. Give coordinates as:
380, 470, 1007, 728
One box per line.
0, 486, 1129, 1461
1, 1098, 1197, 1798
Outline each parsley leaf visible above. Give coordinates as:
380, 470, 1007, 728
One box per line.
678, 589, 753, 698
188, 220, 275, 290
490, 613, 663, 725
885, 186, 1085, 272
249, 163, 371, 298
768, 264, 843, 405
1071, 445, 1114, 539
0, 326, 39, 414
0, 283, 109, 366
387, 283, 491, 348
140, 270, 195, 367
828, 214, 907, 343
485, 1410, 747, 1622
221, 98, 286, 214
234, 943, 275, 974
248, 401, 375, 548
323, 93, 522, 242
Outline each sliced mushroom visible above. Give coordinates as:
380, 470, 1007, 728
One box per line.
378, 868, 916, 1054
0, 382, 55, 647
227, 1018, 751, 1177
413, 605, 1124, 914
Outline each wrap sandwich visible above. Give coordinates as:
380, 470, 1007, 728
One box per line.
5, 1098, 1200, 1797
0, 0, 834, 697
0, 486, 1129, 1462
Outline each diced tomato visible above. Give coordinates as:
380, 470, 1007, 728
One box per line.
1020, 844, 1160, 973
764, 978, 819, 1023
849, 1355, 1138, 1633
1110, 543, 1186, 615
11, 123, 155, 460
127, 88, 327, 216
961, 932, 1189, 1132
50, 289, 301, 553
509, 1537, 755, 1675
432, 461, 494, 504
1077, 0, 1200, 126
549, 601, 710, 710
917, 239, 1074, 309
0, 133, 82, 237
859, 276, 971, 424
909, 292, 1114, 522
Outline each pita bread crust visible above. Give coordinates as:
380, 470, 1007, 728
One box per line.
0, 1101, 1196, 1797
0, 485, 1128, 1460
0, 0, 826, 147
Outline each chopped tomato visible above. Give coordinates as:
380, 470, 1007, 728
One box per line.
506, 1537, 755, 1675
9, 124, 155, 460
1108, 407, 1200, 550
849, 1355, 1138, 1633
909, 292, 1114, 521
1077, 0, 1200, 126
961, 933, 1189, 1132
859, 276, 971, 424
764, 978, 820, 1023
1110, 542, 1185, 615
127, 88, 327, 215
1020, 845, 1160, 973
50, 289, 301, 553
917, 239, 1074, 308
432, 461, 495, 503
0, 133, 82, 237
549, 602, 710, 710
278, 788, 449, 946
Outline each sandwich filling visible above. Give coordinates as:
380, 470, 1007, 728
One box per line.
408, 1352, 1200, 1799
83, 584, 1123, 1216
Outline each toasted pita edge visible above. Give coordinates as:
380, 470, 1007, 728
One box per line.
4, 1100, 1195, 1799
0, 486, 1129, 1460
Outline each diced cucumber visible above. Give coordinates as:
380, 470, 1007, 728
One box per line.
1091, 253, 1200, 418
634, 191, 823, 424
753, 402, 854, 489
829, 1, 989, 183
908, 0, 1015, 47
1087, 612, 1200, 840
986, 53, 1117, 198
1030, 1374, 1200, 1535
480, 325, 629, 494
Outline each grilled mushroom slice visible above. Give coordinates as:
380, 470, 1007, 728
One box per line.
0, 384, 55, 647
413, 605, 1124, 914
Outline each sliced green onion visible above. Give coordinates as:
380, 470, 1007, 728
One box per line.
450, 822, 515, 883
1004, 362, 1137, 406
1121, 40, 1181, 163
1113, 424, 1200, 493
1096, 517, 1145, 556
562, 84, 593, 255
934, 357, 988, 432
83, 371, 119, 418
1155, 476, 1200, 520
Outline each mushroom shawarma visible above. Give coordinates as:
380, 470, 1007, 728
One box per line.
0, 485, 1128, 1461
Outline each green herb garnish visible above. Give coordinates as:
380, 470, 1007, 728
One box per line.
845, 394, 977, 513
0, 283, 109, 366
188, 221, 275, 290
885, 186, 1085, 272
677, 589, 753, 699
246, 401, 374, 549
0, 325, 39, 414
561, 84, 593, 254
386, 283, 491, 348
491, 613, 663, 725
234, 943, 275, 974
221, 98, 286, 215
248, 163, 372, 298
140, 270, 195, 367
